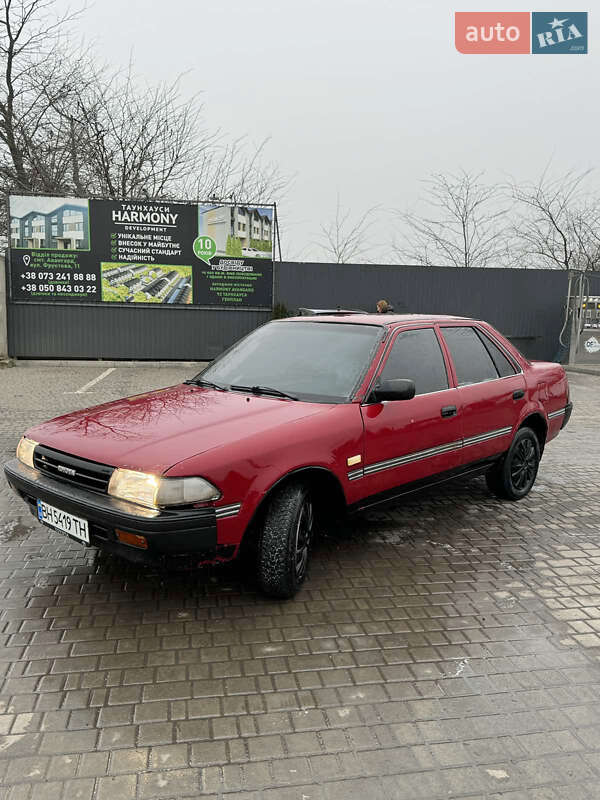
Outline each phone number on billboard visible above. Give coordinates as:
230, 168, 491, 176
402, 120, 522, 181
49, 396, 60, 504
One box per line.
22, 272, 97, 281
22, 284, 97, 294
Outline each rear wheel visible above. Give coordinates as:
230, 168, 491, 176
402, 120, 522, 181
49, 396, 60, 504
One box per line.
256, 482, 314, 599
486, 427, 540, 501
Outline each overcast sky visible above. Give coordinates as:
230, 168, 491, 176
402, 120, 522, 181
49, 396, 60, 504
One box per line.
57, 0, 598, 262
10, 196, 87, 217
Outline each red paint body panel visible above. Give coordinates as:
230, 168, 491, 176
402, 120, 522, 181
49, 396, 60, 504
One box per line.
454, 375, 525, 461
20, 315, 571, 560
360, 387, 463, 496
167, 402, 365, 544
25, 385, 328, 474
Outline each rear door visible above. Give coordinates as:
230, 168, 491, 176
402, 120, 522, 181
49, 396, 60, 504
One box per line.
358, 326, 463, 500
439, 325, 526, 465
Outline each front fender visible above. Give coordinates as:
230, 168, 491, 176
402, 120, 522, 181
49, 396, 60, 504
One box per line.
165, 404, 364, 547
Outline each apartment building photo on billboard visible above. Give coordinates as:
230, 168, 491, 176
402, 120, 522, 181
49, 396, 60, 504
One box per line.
9, 196, 90, 250
198, 204, 273, 258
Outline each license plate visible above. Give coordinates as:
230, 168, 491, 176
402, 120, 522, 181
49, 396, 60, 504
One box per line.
37, 500, 89, 544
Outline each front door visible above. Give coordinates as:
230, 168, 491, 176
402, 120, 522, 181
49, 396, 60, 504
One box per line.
358, 327, 463, 502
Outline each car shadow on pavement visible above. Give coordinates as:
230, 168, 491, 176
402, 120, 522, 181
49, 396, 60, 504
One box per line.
81, 474, 516, 601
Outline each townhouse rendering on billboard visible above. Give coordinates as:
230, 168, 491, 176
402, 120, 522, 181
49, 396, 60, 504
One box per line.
10, 197, 90, 250
198, 204, 273, 258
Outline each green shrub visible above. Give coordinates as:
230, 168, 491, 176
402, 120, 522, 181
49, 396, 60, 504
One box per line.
272, 302, 290, 319
225, 235, 243, 257
250, 238, 272, 252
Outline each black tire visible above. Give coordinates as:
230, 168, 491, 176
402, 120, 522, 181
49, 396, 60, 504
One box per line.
256, 481, 314, 599
485, 426, 540, 501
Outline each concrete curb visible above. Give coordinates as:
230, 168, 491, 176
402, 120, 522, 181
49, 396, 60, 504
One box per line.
565, 366, 600, 377
11, 360, 207, 369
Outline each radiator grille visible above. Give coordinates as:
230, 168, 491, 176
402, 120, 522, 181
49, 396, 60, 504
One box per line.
33, 445, 114, 494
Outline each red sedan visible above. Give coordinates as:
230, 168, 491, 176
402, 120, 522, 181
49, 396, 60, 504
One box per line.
4, 315, 572, 598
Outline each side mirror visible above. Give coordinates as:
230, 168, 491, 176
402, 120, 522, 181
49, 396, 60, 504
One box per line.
370, 378, 416, 403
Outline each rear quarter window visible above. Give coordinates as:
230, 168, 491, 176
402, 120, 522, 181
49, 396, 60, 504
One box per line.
476, 329, 518, 377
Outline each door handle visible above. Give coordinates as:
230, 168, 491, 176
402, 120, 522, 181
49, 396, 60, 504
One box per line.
441, 405, 457, 418
513, 390, 525, 400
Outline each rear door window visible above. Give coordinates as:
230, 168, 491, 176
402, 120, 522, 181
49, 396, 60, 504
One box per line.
441, 326, 498, 386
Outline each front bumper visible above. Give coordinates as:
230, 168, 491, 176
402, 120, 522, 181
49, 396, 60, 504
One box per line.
4, 459, 218, 565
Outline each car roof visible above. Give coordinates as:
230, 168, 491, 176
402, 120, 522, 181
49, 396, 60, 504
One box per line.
280, 313, 475, 327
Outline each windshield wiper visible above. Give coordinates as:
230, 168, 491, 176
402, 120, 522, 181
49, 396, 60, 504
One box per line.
184, 378, 227, 391
229, 384, 298, 401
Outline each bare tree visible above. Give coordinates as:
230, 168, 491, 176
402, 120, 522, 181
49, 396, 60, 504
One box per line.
317, 194, 380, 263
509, 168, 600, 271
0, 0, 285, 245
182, 135, 289, 206
395, 170, 507, 268
0, 0, 89, 195
62, 66, 289, 203
569, 203, 600, 271
63, 68, 212, 199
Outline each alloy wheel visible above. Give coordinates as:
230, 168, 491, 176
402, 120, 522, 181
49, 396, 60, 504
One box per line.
510, 437, 537, 491
294, 498, 313, 581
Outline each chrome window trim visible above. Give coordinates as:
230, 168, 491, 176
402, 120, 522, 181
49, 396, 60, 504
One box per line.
455, 373, 524, 388
363, 385, 460, 403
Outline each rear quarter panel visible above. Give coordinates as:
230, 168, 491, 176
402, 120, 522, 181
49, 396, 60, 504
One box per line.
524, 360, 570, 443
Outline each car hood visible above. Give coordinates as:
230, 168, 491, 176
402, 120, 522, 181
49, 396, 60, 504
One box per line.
26, 384, 329, 474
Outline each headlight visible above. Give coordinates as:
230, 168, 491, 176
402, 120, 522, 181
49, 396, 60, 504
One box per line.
107, 468, 221, 509
16, 437, 38, 468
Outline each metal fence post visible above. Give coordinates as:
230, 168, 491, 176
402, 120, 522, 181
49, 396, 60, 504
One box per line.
567, 270, 588, 366
0, 252, 8, 361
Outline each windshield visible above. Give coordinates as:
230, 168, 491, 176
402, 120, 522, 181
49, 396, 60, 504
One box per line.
195, 321, 383, 402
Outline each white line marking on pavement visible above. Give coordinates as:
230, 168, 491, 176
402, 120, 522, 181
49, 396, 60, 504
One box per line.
486, 769, 509, 780
68, 368, 116, 394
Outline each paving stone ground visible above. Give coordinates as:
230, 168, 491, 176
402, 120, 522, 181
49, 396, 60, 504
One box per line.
0, 364, 599, 799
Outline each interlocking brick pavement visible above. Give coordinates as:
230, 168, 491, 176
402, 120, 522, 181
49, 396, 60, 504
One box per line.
0, 365, 599, 798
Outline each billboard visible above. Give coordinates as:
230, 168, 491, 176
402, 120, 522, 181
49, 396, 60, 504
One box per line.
8, 195, 275, 309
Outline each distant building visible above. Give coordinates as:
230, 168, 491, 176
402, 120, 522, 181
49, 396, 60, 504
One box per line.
10, 203, 90, 250
249, 208, 272, 246
200, 205, 272, 254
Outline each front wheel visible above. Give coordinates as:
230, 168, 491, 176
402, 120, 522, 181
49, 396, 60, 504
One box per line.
486, 426, 540, 501
256, 482, 314, 599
